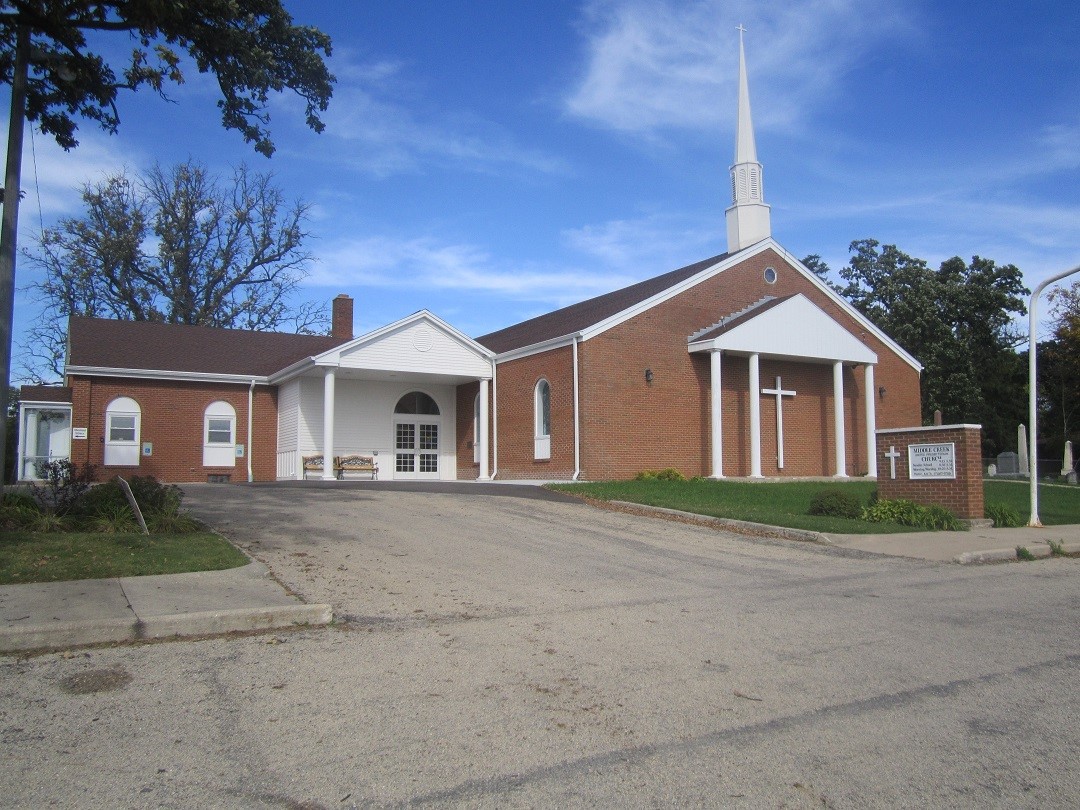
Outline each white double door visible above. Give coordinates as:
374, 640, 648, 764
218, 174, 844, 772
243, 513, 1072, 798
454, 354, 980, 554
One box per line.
394, 418, 440, 479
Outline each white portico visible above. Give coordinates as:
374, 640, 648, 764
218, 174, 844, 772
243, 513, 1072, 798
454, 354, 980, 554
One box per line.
271, 311, 495, 481
689, 293, 879, 479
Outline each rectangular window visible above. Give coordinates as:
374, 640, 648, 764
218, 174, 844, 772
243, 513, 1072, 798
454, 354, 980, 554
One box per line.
419, 424, 438, 450
396, 453, 415, 473
109, 415, 136, 443
396, 424, 415, 450
207, 418, 233, 444
419, 453, 438, 473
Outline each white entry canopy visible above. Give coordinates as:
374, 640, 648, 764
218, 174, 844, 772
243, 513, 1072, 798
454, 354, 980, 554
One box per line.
688, 294, 877, 365
271, 310, 495, 385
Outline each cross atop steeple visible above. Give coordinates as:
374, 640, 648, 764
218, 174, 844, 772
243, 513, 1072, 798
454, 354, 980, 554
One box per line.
725, 26, 771, 253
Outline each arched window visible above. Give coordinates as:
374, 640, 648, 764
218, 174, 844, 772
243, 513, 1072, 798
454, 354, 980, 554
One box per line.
534, 379, 551, 460
394, 391, 440, 415
473, 393, 481, 464
203, 401, 237, 467
104, 396, 141, 467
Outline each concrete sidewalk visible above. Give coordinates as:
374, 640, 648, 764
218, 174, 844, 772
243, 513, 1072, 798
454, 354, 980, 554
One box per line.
0, 560, 332, 653
824, 523, 1080, 563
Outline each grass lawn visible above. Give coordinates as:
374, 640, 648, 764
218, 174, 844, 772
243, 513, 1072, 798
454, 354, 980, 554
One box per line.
0, 531, 249, 585
550, 478, 1080, 534
984, 479, 1080, 526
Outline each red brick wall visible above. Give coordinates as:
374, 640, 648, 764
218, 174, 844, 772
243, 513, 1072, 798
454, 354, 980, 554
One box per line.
456, 381, 481, 479
490, 345, 577, 480
67, 376, 278, 483
875, 425, 984, 519
493, 248, 921, 481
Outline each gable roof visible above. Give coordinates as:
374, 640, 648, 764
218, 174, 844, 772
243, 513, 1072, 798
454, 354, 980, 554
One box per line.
477, 253, 727, 354
688, 293, 878, 364
67, 317, 344, 379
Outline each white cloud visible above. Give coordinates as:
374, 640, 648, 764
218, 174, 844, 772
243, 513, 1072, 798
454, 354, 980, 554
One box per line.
565, 0, 911, 136
301, 52, 568, 178
563, 213, 722, 269
307, 234, 622, 307
17, 130, 138, 223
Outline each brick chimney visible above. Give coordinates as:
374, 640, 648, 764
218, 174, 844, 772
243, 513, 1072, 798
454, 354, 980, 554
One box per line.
331, 294, 354, 341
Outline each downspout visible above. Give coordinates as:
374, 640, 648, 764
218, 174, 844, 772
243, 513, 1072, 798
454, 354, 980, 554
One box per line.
247, 379, 255, 483
573, 335, 581, 480
491, 361, 498, 479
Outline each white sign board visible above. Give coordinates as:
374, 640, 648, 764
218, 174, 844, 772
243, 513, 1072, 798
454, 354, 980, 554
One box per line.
908, 442, 956, 480
71, 427, 87, 440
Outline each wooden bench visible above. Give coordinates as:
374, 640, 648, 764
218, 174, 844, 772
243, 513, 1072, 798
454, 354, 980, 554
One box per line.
302, 454, 378, 480
335, 454, 378, 480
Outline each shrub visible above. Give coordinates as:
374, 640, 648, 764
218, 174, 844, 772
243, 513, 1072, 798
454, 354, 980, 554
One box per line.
635, 468, 687, 482
808, 489, 862, 519
73, 476, 183, 522
985, 503, 1022, 528
29, 460, 96, 516
862, 498, 965, 531
89, 504, 140, 534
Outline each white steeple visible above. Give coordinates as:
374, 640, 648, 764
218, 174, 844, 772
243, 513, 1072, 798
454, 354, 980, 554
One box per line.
726, 26, 771, 253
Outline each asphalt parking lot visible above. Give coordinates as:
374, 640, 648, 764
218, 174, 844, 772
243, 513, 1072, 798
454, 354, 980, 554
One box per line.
1, 483, 1077, 807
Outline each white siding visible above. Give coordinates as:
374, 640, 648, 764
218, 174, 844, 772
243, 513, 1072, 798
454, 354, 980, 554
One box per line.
277, 380, 300, 452
337, 320, 491, 378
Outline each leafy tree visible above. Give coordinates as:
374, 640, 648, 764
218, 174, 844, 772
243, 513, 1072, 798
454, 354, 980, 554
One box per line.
1040, 280, 1080, 458
838, 239, 1028, 454
21, 159, 328, 380
0, 0, 334, 157
801, 254, 841, 292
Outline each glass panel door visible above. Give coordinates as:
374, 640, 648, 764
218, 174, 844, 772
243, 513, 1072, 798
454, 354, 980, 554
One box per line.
394, 421, 439, 477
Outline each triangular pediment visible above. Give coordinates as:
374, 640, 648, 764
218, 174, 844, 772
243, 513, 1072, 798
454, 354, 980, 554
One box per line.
688, 294, 877, 365
317, 311, 493, 377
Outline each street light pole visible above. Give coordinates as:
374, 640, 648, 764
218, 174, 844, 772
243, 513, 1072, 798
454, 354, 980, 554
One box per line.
0, 24, 30, 488
1028, 262, 1080, 526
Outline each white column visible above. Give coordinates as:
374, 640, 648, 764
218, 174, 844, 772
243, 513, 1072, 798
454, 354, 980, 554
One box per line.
478, 377, 490, 480
864, 364, 877, 478
833, 361, 847, 477
749, 353, 762, 477
322, 367, 336, 481
23, 408, 38, 479
710, 350, 724, 478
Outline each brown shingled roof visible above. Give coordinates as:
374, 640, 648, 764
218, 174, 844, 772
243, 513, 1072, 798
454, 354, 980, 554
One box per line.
477, 253, 728, 354
19, 385, 72, 404
67, 317, 344, 377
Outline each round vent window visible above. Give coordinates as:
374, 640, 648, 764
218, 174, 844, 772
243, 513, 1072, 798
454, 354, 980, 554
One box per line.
763, 266, 777, 284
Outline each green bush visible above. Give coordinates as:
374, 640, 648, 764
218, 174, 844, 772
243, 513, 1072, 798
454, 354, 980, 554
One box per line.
73, 476, 184, 522
985, 503, 1022, 528
635, 468, 687, 482
808, 489, 863, 519
862, 498, 965, 531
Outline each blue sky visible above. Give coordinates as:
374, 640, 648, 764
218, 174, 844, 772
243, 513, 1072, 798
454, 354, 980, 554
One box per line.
6, 0, 1080, 380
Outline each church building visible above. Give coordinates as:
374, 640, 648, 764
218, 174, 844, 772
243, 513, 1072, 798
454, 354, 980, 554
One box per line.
17, 34, 922, 485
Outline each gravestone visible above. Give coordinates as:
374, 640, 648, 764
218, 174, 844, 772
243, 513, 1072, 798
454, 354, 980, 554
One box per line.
1065, 441, 1077, 484
1017, 424, 1029, 476
996, 451, 1019, 476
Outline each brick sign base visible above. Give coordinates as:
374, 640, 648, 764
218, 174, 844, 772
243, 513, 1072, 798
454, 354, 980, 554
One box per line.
875, 424, 984, 520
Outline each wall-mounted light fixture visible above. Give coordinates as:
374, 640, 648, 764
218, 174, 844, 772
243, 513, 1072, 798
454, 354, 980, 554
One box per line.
878, 386, 886, 399
645, 368, 654, 384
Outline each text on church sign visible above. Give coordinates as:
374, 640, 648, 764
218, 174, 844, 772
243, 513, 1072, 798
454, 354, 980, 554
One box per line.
908, 442, 956, 480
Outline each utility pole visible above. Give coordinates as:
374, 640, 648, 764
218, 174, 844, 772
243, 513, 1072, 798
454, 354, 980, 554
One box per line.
1027, 262, 1080, 526
0, 24, 30, 488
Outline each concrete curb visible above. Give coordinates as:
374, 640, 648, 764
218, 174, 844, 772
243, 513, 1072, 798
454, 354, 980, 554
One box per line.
955, 539, 1080, 565
609, 501, 828, 543
0, 559, 335, 653
0, 603, 334, 653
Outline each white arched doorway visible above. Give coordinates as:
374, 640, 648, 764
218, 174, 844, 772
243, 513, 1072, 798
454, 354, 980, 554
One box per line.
104, 396, 141, 467
393, 391, 441, 479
